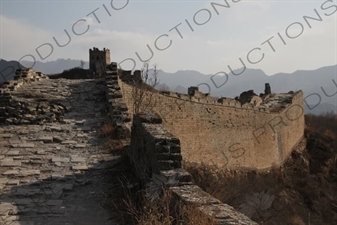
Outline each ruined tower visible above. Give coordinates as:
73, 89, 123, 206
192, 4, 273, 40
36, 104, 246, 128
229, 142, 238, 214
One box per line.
89, 47, 111, 73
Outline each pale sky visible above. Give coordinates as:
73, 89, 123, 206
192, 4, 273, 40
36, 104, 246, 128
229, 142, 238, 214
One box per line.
1, 0, 336, 75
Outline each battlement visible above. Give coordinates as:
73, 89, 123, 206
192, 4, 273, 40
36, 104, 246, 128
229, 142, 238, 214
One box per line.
89, 47, 111, 73
117, 69, 142, 83
89, 47, 110, 52
115, 64, 305, 170
157, 86, 301, 115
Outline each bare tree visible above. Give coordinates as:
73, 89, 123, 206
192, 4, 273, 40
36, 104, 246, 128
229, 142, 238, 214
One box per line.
131, 62, 159, 114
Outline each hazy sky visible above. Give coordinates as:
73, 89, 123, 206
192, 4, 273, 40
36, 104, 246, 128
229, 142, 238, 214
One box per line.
1, 0, 336, 75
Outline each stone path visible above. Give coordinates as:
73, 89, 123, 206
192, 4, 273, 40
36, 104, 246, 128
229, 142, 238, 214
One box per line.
0, 79, 121, 225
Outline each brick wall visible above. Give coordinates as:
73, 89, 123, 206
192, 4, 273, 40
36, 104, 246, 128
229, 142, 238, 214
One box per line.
118, 71, 305, 170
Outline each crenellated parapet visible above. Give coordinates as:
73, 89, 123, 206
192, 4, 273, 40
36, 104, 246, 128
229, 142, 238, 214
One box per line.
116, 65, 305, 171
156, 86, 300, 115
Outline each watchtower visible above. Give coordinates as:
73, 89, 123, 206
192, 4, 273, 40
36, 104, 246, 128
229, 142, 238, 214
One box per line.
89, 47, 111, 73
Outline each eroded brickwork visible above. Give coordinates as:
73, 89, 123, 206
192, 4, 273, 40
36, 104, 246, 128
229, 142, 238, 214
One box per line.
117, 69, 305, 170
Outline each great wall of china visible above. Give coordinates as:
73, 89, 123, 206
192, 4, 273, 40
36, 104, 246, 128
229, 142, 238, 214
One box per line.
0, 47, 307, 224
117, 69, 305, 170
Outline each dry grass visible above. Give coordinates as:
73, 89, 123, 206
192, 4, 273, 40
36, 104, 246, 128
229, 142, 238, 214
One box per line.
108, 177, 216, 225
101, 122, 115, 137
101, 117, 215, 225
101, 118, 128, 154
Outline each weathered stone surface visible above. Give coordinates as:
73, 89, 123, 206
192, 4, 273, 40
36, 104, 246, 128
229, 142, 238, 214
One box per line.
12, 143, 35, 148
0, 161, 21, 167
5, 150, 20, 156
127, 108, 257, 224
199, 204, 258, 225
171, 185, 221, 205
2, 170, 19, 175
72, 165, 88, 170
51, 157, 70, 163
0, 76, 122, 224
37, 136, 53, 143
61, 140, 77, 145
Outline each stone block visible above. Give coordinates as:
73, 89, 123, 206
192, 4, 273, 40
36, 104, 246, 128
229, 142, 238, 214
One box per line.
72, 165, 88, 170
37, 136, 53, 143
159, 169, 192, 183
5, 150, 20, 156
170, 153, 182, 161
12, 143, 35, 148
2, 170, 19, 175
52, 157, 70, 163
170, 185, 221, 205
61, 140, 77, 145
71, 157, 86, 163
199, 204, 258, 225
0, 161, 21, 167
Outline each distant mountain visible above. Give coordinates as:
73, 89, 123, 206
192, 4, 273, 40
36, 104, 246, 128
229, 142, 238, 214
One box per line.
173, 85, 188, 94
20, 59, 89, 75
0, 59, 23, 83
156, 65, 336, 115
1, 58, 336, 115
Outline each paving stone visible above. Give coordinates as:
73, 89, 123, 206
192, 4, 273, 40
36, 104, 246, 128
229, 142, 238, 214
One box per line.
74, 144, 86, 148
51, 157, 70, 163
19, 170, 40, 176
71, 157, 86, 163
0, 161, 21, 167
52, 136, 64, 143
7, 179, 20, 185
13, 199, 33, 205
46, 200, 63, 206
37, 136, 54, 143
5, 150, 20, 156
61, 140, 77, 145
0, 133, 13, 138
12, 156, 23, 160
51, 173, 64, 180
63, 183, 74, 192
15, 188, 31, 196
2, 170, 19, 175
0, 178, 8, 184
0, 202, 13, 216
72, 165, 88, 170
0, 215, 18, 223
12, 143, 35, 148
35, 149, 47, 155
50, 126, 62, 131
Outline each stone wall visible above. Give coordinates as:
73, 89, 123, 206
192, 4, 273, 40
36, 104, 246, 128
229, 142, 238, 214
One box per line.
117, 69, 305, 170
103, 66, 257, 224
127, 112, 257, 225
